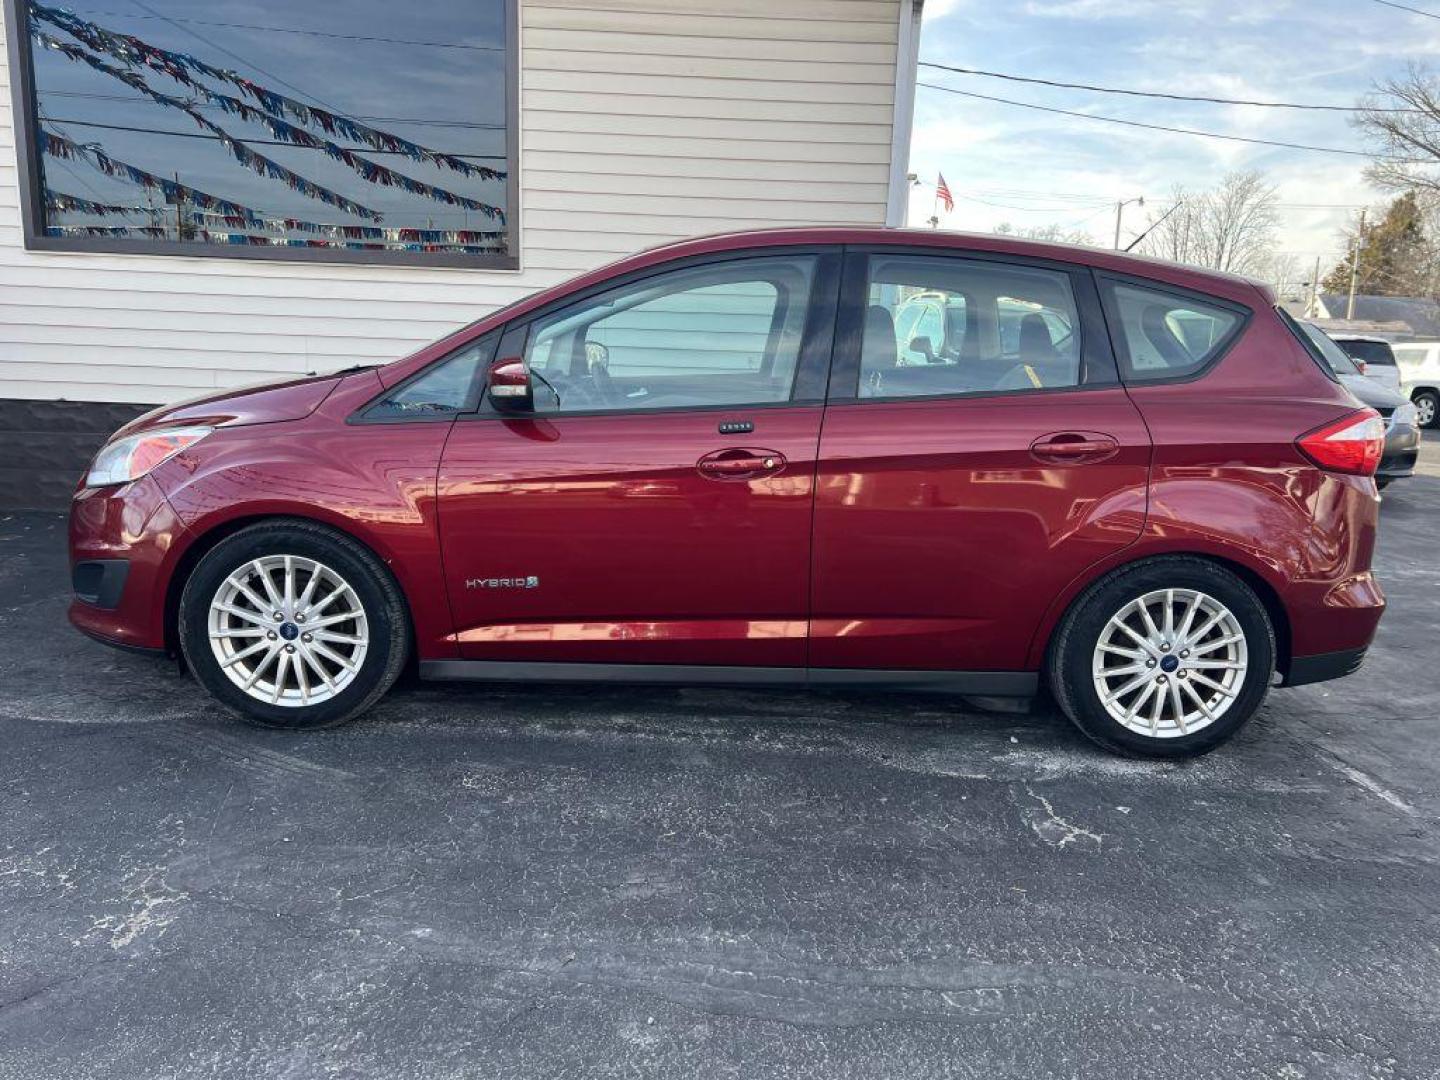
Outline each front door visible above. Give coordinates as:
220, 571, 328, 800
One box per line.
437, 250, 839, 667
810, 249, 1151, 672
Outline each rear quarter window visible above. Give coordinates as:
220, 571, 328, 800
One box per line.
1102, 281, 1246, 383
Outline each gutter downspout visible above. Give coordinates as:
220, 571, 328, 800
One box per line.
884, 0, 923, 228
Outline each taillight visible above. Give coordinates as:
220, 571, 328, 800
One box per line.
1355, 359, 1368, 374
1296, 410, 1386, 476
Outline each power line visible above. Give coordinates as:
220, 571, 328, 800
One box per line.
912, 177, 1369, 214
37, 116, 507, 160
918, 61, 1419, 114
916, 82, 1388, 158
128, 0, 347, 118
70, 7, 504, 50
1371, 0, 1440, 19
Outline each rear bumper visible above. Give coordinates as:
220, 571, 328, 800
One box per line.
1283, 646, 1368, 687
1379, 420, 1421, 479
68, 475, 189, 653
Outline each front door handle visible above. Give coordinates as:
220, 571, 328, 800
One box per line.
697, 448, 786, 480
1030, 431, 1120, 464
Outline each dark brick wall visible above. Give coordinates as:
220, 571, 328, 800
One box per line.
0, 399, 156, 511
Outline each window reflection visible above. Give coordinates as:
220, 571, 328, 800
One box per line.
23, 0, 512, 261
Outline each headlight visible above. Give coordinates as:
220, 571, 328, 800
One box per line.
85, 425, 213, 487
1391, 401, 1418, 427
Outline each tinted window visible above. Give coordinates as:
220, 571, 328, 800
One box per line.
19, 1, 514, 265
1299, 323, 1362, 377
1395, 345, 1431, 366
524, 257, 816, 414
366, 336, 494, 419
860, 257, 1081, 398
1106, 283, 1243, 382
1340, 340, 1397, 366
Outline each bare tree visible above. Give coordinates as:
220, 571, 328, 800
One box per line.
1258, 250, 1306, 299
1136, 171, 1279, 275
1356, 64, 1440, 196
993, 222, 1098, 246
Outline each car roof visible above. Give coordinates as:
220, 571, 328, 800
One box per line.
622, 226, 1272, 297
1328, 334, 1392, 344
510, 228, 1271, 330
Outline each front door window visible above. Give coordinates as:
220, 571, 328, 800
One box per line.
523, 257, 816, 413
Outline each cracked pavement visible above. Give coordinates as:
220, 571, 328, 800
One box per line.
2, 433, 1439, 1079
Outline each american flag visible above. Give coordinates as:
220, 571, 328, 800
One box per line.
936, 173, 954, 213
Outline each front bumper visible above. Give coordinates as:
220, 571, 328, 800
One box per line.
68, 474, 190, 652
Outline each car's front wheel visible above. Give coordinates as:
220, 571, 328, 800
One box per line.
1048, 557, 1275, 757
1413, 388, 1439, 429
178, 520, 409, 729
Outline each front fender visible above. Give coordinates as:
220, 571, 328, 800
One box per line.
152, 409, 459, 660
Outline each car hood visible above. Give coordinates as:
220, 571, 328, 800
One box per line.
1336, 372, 1404, 410
111, 370, 355, 440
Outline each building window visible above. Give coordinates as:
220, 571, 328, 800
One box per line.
6, 0, 518, 267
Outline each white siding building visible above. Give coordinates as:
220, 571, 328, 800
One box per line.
0, 0, 921, 506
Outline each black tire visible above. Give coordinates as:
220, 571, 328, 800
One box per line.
1047, 556, 1276, 758
1376, 478, 1392, 491
1413, 388, 1440, 430
178, 520, 409, 729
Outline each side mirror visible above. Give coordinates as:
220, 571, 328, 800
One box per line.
487, 359, 534, 412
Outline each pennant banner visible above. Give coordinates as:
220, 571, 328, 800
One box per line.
41, 129, 264, 221
188, 210, 504, 245
45, 223, 502, 254
30, 3, 507, 182
43, 187, 506, 246
34, 29, 504, 221
44, 190, 153, 216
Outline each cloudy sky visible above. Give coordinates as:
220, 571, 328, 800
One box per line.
907, 0, 1431, 287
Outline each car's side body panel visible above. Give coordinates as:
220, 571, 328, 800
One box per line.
436, 406, 823, 666
810, 388, 1150, 670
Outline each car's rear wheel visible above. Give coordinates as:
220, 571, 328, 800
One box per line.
1413, 388, 1439, 429
178, 520, 408, 729
1048, 557, 1275, 757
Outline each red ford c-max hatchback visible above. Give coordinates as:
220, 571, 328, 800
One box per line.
69, 228, 1386, 756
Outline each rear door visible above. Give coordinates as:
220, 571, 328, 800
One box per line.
437, 249, 840, 668
810, 248, 1151, 672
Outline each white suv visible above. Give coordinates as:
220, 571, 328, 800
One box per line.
1392, 341, 1440, 429
1329, 335, 1404, 395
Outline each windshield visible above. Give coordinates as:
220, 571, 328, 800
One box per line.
1299, 322, 1362, 376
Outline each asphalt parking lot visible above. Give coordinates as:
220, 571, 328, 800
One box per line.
3, 434, 1439, 1080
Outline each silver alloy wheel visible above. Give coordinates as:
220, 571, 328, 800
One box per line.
1091, 588, 1248, 739
207, 555, 369, 707
1417, 394, 1437, 427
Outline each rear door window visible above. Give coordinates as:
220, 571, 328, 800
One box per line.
1103, 281, 1245, 382
858, 256, 1083, 398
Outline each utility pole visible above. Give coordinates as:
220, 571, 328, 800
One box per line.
1113, 196, 1145, 250
1308, 256, 1321, 317
1346, 208, 1367, 321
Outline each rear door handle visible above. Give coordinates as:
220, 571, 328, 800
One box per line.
697, 448, 786, 480
1030, 432, 1120, 464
